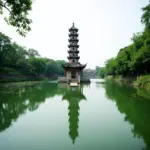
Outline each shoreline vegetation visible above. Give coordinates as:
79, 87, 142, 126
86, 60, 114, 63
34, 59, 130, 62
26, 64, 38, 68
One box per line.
134, 75, 150, 90
106, 75, 150, 91
97, 3, 150, 91
0, 1, 66, 84
0, 32, 67, 83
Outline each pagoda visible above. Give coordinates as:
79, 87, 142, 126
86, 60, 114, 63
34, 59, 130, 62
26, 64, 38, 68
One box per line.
62, 23, 87, 84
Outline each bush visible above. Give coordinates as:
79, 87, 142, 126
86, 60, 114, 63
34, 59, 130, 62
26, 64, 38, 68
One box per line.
134, 75, 150, 90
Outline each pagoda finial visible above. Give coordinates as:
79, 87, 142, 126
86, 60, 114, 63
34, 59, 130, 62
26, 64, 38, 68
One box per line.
73, 22, 74, 27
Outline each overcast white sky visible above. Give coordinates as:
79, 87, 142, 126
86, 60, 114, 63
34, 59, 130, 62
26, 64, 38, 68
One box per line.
0, 0, 149, 69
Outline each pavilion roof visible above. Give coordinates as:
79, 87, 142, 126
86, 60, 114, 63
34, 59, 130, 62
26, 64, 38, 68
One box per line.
62, 63, 86, 70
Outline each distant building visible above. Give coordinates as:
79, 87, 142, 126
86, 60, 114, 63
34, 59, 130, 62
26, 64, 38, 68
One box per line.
83, 68, 98, 79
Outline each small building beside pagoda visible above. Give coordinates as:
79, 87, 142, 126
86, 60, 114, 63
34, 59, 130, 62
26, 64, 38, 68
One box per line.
58, 23, 90, 84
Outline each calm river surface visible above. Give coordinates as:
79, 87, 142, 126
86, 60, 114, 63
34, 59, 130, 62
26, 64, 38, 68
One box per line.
0, 79, 150, 150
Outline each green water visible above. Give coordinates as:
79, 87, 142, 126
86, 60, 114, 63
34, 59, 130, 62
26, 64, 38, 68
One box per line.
0, 79, 150, 150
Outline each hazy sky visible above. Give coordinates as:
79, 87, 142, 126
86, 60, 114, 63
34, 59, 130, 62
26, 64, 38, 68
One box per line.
0, 0, 149, 69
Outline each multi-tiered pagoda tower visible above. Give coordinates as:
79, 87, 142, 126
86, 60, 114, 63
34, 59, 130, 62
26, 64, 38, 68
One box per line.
62, 23, 86, 84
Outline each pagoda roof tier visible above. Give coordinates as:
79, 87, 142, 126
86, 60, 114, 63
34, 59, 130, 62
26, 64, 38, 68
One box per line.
68, 44, 79, 48
69, 33, 78, 37
68, 50, 79, 53
62, 63, 86, 70
69, 28, 78, 32
69, 39, 79, 42
67, 56, 80, 59
69, 23, 78, 32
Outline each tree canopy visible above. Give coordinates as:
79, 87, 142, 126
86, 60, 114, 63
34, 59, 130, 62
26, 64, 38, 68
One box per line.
97, 3, 150, 78
0, 32, 66, 81
0, 0, 33, 36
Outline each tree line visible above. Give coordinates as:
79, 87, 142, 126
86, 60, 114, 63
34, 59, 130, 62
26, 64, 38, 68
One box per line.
0, 32, 66, 79
98, 3, 150, 78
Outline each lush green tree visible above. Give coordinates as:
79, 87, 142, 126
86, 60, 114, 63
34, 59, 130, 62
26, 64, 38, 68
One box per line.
28, 48, 40, 58
99, 3, 150, 77
11, 42, 28, 66
45, 59, 58, 75
55, 60, 66, 75
141, 3, 150, 30
0, 0, 33, 36
45, 59, 66, 76
116, 47, 131, 75
105, 58, 117, 75
97, 67, 105, 78
28, 58, 46, 75
0, 32, 14, 66
0, 32, 66, 80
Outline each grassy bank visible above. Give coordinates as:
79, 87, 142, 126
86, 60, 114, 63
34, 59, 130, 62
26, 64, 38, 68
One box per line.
0, 72, 58, 83
106, 75, 150, 91
0, 76, 47, 83
0, 68, 48, 83
106, 75, 136, 85
133, 75, 150, 90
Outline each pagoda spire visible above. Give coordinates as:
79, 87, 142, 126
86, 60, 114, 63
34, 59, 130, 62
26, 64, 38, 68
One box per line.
68, 23, 80, 64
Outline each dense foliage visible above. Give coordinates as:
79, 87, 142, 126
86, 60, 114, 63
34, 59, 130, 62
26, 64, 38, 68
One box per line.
134, 75, 150, 90
98, 3, 150, 78
0, 32, 66, 80
0, 0, 33, 36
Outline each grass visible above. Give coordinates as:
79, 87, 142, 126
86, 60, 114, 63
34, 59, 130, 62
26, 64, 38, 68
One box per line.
134, 75, 150, 90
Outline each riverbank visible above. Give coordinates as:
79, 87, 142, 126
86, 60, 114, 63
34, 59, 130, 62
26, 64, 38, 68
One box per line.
106, 75, 150, 91
133, 75, 150, 90
0, 73, 58, 83
0, 74, 57, 94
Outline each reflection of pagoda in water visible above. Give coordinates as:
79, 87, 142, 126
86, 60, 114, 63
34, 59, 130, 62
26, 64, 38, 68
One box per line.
62, 86, 86, 144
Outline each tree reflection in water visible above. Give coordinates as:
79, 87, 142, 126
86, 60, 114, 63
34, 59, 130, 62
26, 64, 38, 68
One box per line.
104, 80, 150, 150
0, 82, 60, 132
2, 80, 149, 148
0, 82, 87, 145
